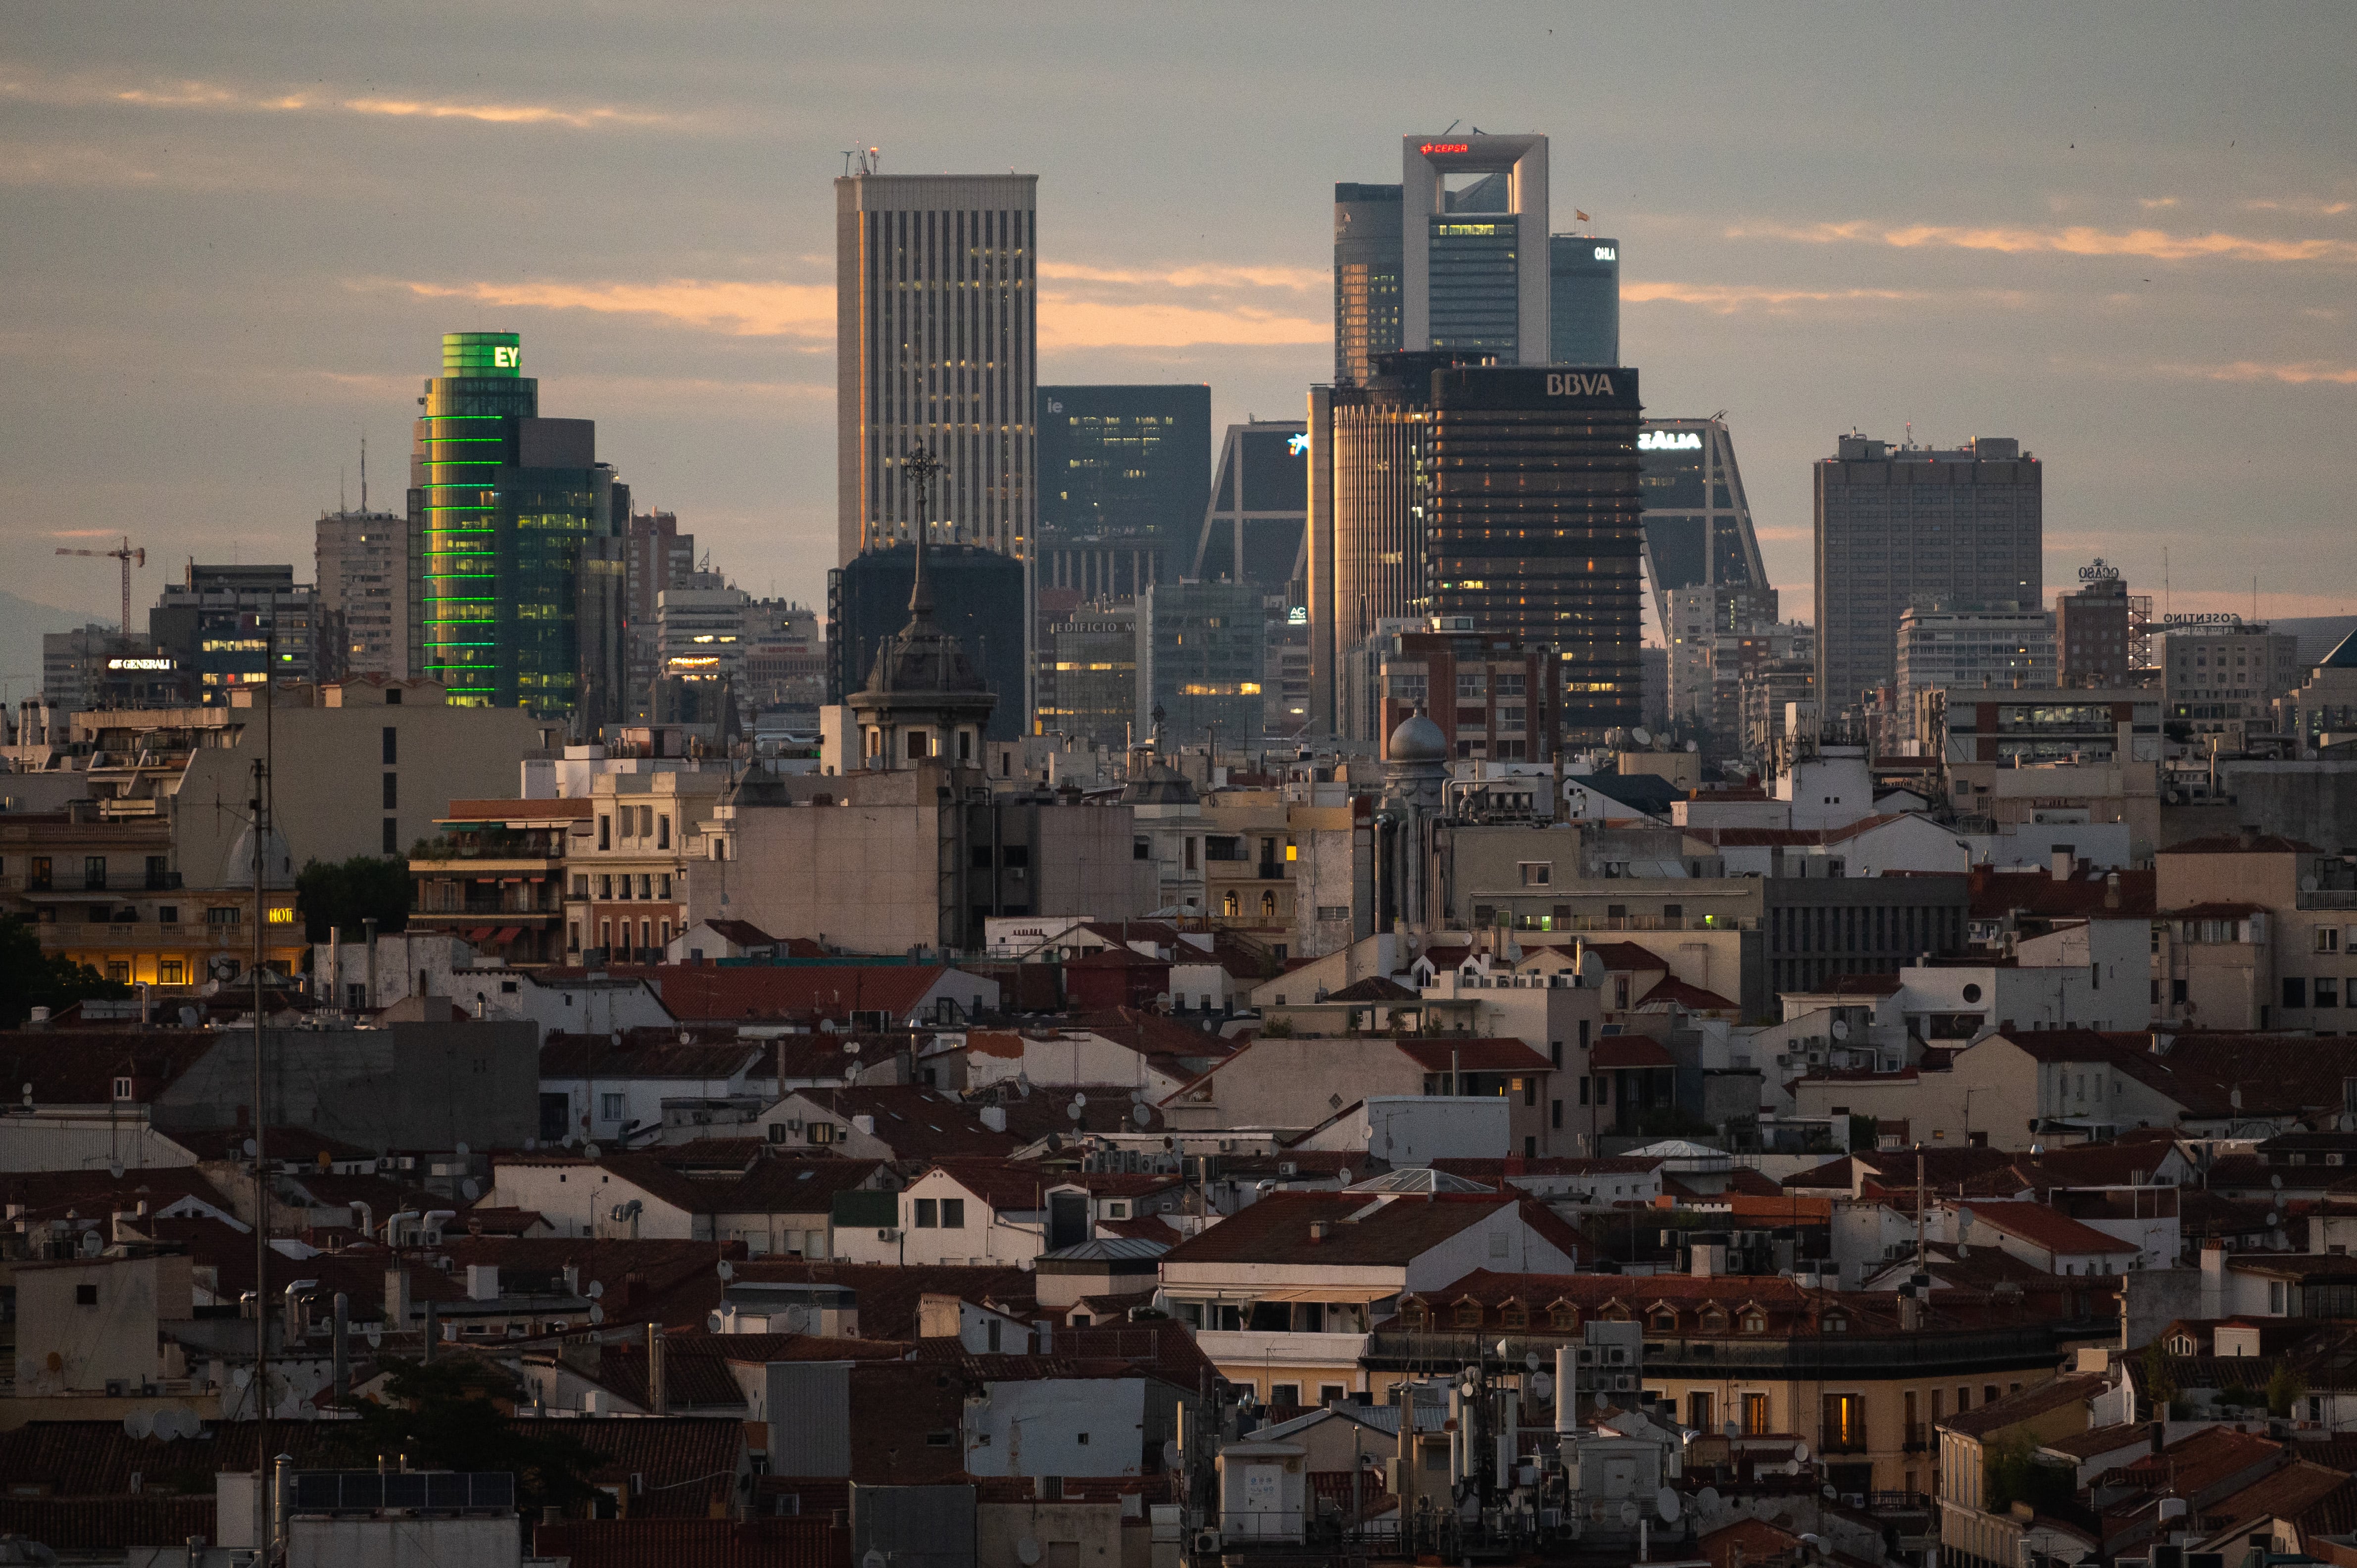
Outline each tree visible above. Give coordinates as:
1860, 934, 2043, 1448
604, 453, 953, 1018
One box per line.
2267, 1363, 2309, 1419
0, 915, 129, 1027
2140, 1341, 2180, 1419
341, 1357, 599, 1516
295, 855, 412, 943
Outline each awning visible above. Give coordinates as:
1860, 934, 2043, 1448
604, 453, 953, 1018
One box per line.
492, 927, 522, 944
1257, 1285, 1398, 1304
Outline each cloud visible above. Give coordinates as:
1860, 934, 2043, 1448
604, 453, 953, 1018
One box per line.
1039, 261, 1325, 292
1623, 280, 1927, 314
2156, 359, 2357, 385
48, 529, 120, 539
2245, 197, 2355, 216
1729, 218, 2357, 264
0, 69, 670, 130
2138, 196, 2180, 209
383, 266, 1329, 349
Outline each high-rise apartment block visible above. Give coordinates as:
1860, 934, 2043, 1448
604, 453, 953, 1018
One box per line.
1334, 183, 1404, 384
1894, 606, 2058, 739
623, 510, 697, 710
2055, 562, 2147, 687
1373, 623, 1562, 764
407, 331, 628, 716
314, 506, 407, 680
1814, 433, 2042, 710
1308, 356, 1643, 743
41, 625, 178, 712
654, 573, 748, 693
1548, 234, 1620, 365
148, 564, 317, 703
1035, 385, 1210, 602
741, 601, 826, 710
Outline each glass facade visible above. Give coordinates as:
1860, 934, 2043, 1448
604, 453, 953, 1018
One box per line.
1034, 385, 1210, 601
1038, 600, 1139, 750
1636, 417, 1768, 634
1192, 423, 1309, 594
411, 332, 618, 715
1548, 235, 1620, 366
1138, 580, 1269, 746
1426, 219, 1520, 353
1333, 183, 1404, 384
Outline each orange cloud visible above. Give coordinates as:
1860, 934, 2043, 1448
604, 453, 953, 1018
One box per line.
1624, 281, 1926, 313
1, 70, 669, 129
2158, 359, 2357, 385
1730, 218, 2357, 264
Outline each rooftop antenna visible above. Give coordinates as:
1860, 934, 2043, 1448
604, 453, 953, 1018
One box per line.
361, 435, 368, 513
842, 149, 856, 176
1439, 119, 1461, 137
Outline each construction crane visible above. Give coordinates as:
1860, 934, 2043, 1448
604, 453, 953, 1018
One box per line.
54, 536, 145, 634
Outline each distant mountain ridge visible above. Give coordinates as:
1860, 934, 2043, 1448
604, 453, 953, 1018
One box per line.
0, 588, 110, 704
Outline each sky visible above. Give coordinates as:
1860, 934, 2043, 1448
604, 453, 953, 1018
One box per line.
4, 0, 2354, 653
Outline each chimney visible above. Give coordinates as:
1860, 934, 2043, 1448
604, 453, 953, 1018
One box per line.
2200, 1238, 2227, 1319
2149, 1420, 2165, 1456
465, 1264, 499, 1302
2051, 845, 2076, 882
978, 1104, 1007, 1134
1308, 1221, 1332, 1243
385, 1268, 410, 1326
2105, 873, 2122, 910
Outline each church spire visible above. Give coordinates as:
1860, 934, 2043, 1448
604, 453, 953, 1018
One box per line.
902, 444, 942, 623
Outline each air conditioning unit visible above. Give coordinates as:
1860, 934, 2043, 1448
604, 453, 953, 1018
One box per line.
1615, 1374, 1635, 1392
1192, 1530, 1223, 1554
1278, 1162, 1298, 1177
878, 1228, 899, 1242
1578, 1348, 1598, 1365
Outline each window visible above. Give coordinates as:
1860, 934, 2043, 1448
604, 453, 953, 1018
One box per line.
382, 773, 397, 810
207, 906, 241, 926
1552, 1099, 1563, 1129
1742, 1392, 1770, 1435
2320, 979, 2342, 1009
657, 815, 670, 850
383, 817, 398, 855
1822, 1392, 1866, 1451
112, 1076, 133, 1100
84, 856, 106, 889
1519, 862, 1551, 887
159, 959, 184, 985
1549, 1304, 1578, 1330
1402, 1301, 1430, 1329
1499, 1301, 1527, 1329
638, 806, 653, 837
599, 1093, 625, 1123
2286, 977, 2309, 1010
2320, 927, 2343, 954
914, 1198, 938, 1228
1133, 838, 1150, 861
1452, 1300, 1482, 1327
940, 1199, 965, 1228
382, 726, 397, 765
807, 1121, 836, 1145
1270, 1383, 1300, 1408
597, 815, 610, 851
1688, 1391, 1715, 1432
76, 1284, 98, 1306
1650, 1308, 1678, 1331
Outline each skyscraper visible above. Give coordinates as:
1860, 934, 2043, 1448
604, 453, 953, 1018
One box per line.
1307, 356, 1644, 742
1333, 183, 1404, 383
407, 331, 627, 715
148, 564, 317, 703
834, 169, 1036, 567
1813, 433, 2042, 710
1191, 422, 1310, 597
1637, 417, 1768, 631
1400, 134, 1550, 365
1137, 580, 1269, 749
315, 504, 406, 680
1035, 384, 1211, 600
1548, 234, 1620, 365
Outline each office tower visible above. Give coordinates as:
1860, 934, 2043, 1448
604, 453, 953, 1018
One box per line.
1190, 422, 1310, 594
1138, 580, 1268, 748
1894, 606, 2057, 738
148, 564, 317, 703
1037, 599, 1139, 751
1308, 356, 1643, 743
407, 331, 627, 715
2055, 562, 2147, 687
1371, 626, 1561, 764
655, 573, 749, 689
1334, 183, 1404, 383
1400, 134, 1550, 363
1035, 384, 1211, 601
742, 601, 827, 710
1813, 433, 2042, 711
314, 506, 407, 680
1665, 584, 1778, 737
835, 169, 1035, 568
41, 625, 179, 711
1637, 417, 1769, 637
1548, 234, 1620, 365
828, 542, 1025, 741
2161, 618, 2302, 749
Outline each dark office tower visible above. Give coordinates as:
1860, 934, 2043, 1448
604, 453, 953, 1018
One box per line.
828, 542, 1026, 741
1190, 422, 1309, 595
407, 331, 624, 714
1307, 357, 1643, 741
2055, 561, 2143, 688
1813, 433, 2043, 710
1334, 183, 1404, 383
1548, 234, 1620, 365
1636, 417, 1768, 631
147, 564, 317, 702
1034, 385, 1212, 602
1138, 580, 1270, 747
1400, 135, 1550, 364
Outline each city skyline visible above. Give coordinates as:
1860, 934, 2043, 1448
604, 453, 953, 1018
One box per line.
5, 2, 2356, 652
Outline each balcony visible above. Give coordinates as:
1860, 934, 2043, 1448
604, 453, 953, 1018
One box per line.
1820, 1431, 1871, 1456
1904, 1422, 1930, 1452
1194, 1329, 1371, 1369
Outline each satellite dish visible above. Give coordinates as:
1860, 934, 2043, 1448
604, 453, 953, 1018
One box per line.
1524, 1351, 1542, 1372
80, 1231, 102, 1257
453, 1142, 469, 1159
1071, 1092, 1087, 1108
866, 1552, 888, 1568
1957, 1243, 1970, 1258
365, 1323, 382, 1349
2305, 875, 2321, 892
2272, 1173, 2284, 1190
586, 1280, 604, 1298
243, 1138, 257, 1159
588, 1303, 605, 1325
1686, 739, 1699, 753
1131, 1105, 1152, 1127
1595, 1389, 1612, 1409
123, 1410, 153, 1440
1657, 1486, 1682, 1523
1793, 1441, 1810, 1463
1831, 1019, 1850, 1040
1130, 1087, 1147, 1104
460, 1178, 480, 1202
1722, 1421, 1740, 1440
1822, 1483, 1838, 1499
1532, 1371, 1553, 1400
1162, 1439, 1181, 1470
717, 1260, 735, 1281
1699, 1487, 1722, 1517
1632, 728, 1654, 748
524, 1138, 536, 1152
232, 1368, 251, 1387
1016, 1537, 1043, 1567
844, 1040, 863, 1055
1619, 1500, 1641, 1527
1066, 1102, 1082, 1121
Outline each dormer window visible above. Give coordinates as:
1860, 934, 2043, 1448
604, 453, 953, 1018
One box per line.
112, 1077, 133, 1101
1402, 1301, 1430, 1330
1820, 1312, 1849, 1333
2167, 1333, 2196, 1356
1499, 1301, 1528, 1329
1741, 1312, 1767, 1333
1452, 1299, 1483, 1328
1650, 1306, 1679, 1331
1700, 1307, 1730, 1333
1549, 1304, 1579, 1331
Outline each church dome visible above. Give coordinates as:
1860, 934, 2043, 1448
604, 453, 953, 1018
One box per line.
1387, 711, 1448, 764
864, 620, 989, 698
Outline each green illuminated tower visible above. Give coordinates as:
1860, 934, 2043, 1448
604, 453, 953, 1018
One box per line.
408, 332, 626, 715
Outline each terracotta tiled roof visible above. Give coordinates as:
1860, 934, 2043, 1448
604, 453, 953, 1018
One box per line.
2161, 832, 2320, 855
1961, 1200, 2141, 1255
1572, 941, 1671, 973
1590, 1036, 1676, 1069
0, 1166, 239, 1227
1391, 1037, 1555, 1074
539, 1034, 764, 1080
1635, 977, 1740, 1013
541, 964, 988, 1025
0, 1029, 221, 1105
1935, 1372, 2104, 1438
725, 1260, 1037, 1340
712, 1156, 887, 1216
0, 1496, 219, 1549
1160, 1191, 1580, 1269
532, 1518, 849, 1568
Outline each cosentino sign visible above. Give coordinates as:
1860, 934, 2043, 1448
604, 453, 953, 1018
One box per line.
1432, 365, 1642, 411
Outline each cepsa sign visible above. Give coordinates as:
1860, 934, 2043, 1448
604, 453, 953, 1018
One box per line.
1419, 142, 1471, 154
